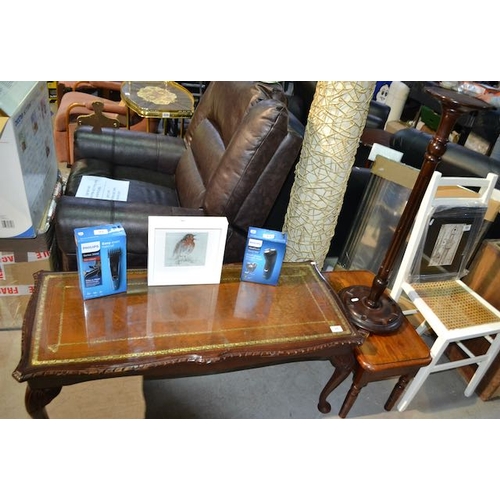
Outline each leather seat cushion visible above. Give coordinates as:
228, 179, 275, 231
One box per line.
64, 159, 180, 206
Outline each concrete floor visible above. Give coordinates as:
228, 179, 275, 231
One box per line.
2, 305, 498, 500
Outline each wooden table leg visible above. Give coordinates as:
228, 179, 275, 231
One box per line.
338, 380, 367, 418
126, 107, 131, 129
25, 385, 62, 419
317, 352, 355, 414
384, 374, 412, 411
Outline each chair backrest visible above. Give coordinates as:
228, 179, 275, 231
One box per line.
174, 81, 304, 260
76, 101, 122, 130
390, 171, 498, 301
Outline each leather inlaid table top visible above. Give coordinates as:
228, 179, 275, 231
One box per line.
13, 262, 363, 417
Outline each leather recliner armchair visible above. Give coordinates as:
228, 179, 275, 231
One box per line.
55, 81, 304, 271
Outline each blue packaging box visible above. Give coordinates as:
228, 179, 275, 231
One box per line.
241, 227, 287, 285
74, 224, 127, 300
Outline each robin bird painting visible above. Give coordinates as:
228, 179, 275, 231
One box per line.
173, 233, 196, 264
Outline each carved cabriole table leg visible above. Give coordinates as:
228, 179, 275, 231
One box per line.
317, 352, 355, 414
25, 385, 62, 419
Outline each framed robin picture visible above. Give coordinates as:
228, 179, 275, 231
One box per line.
147, 216, 228, 286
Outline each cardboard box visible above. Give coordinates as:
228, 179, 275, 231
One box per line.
0, 81, 59, 238
240, 227, 287, 286
0, 172, 62, 260
0, 224, 57, 330
75, 224, 127, 299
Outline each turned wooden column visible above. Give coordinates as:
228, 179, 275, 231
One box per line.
339, 87, 492, 334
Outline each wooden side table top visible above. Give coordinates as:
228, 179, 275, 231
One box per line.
120, 81, 194, 119
323, 270, 431, 374
13, 262, 362, 388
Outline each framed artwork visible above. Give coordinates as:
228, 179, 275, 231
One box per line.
147, 216, 228, 286
410, 205, 487, 282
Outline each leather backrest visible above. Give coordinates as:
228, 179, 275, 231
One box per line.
175, 82, 303, 231
391, 127, 500, 189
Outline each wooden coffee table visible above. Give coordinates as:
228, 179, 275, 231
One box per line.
12, 262, 363, 418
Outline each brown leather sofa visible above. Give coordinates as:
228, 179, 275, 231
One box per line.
55, 81, 304, 271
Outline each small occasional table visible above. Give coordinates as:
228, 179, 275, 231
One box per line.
12, 262, 363, 418
120, 81, 195, 133
323, 270, 431, 418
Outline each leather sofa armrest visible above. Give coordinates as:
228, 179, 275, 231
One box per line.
73, 126, 186, 175
87, 81, 122, 92
74, 81, 122, 92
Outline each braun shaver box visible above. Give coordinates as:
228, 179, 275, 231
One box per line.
241, 227, 287, 285
74, 224, 127, 299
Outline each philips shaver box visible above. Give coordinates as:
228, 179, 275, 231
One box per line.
241, 227, 287, 285
74, 224, 127, 300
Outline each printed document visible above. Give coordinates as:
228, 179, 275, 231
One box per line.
75, 176, 129, 202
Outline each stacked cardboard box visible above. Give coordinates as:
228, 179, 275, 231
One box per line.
0, 81, 59, 239
0, 81, 61, 329
0, 221, 59, 330
0, 176, 62, 329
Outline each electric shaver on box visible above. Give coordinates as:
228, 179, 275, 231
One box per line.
263, 248, 277, 279
240, 226, 286, 286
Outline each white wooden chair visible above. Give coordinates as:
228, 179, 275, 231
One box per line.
390, 171, 500, 411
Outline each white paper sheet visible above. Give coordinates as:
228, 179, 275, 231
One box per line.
75, 176, 130, 202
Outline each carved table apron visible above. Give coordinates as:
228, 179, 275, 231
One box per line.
12, 262, 363, 418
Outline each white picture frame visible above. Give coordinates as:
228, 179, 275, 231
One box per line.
147, 216, 228, 286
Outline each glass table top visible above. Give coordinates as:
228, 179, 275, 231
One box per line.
120, 81, 195, 118
25, 263, 357, 370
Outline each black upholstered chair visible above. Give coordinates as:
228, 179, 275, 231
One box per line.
55, 81, 304, 271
